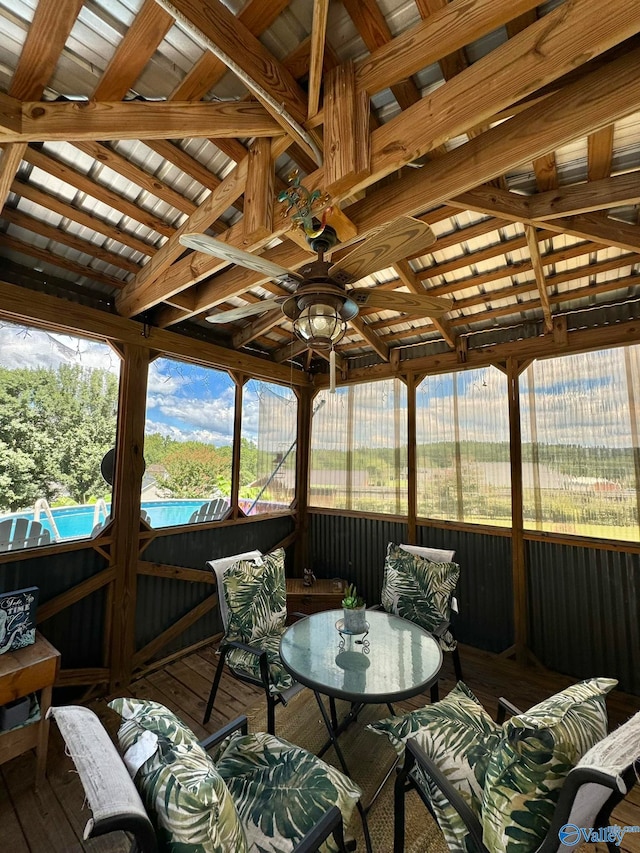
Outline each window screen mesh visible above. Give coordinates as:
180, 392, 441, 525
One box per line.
416, 367, 510, 525
309, 379, 408, 514
520, 347, 640, 541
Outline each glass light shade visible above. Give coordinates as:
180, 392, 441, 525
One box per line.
293, 302, 347, 348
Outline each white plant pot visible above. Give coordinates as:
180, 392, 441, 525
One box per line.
343, 605, 367, 633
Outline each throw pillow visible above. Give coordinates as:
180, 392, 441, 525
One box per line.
369, 682, 501, 853
215, 729, 362, 853
109, 698, 247, 853
481, 677, 618, 853
223, 548, 294, 694
382, 541, 460, 650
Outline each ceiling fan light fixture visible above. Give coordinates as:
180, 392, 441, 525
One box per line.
292, 298, 348, 349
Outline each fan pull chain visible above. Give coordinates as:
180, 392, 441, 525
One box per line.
330, 347, 337, 394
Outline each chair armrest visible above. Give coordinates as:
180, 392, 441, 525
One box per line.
496, 697, 523, 723
293, 805, 348, 853
430, 619, 451, 640
222, 639, 267, 658
368, 603, 382, 611
199, 716, 248, 752
289, 611, 308, 622
404, 738, 488, 853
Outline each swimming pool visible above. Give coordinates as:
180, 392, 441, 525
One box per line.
0, 497, 287, 543
2, 500, 204, 540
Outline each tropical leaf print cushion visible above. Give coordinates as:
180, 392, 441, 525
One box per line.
481, 677, 618, 853
382, 542, 460, 650
369, 682, 502, 853
109, 698, 247, 853
222, 548, 294, 694
215, 730, 361, 853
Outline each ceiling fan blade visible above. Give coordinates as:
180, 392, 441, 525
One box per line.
179, 233, 301, 283
205, 297, 285, 325
350, 289, 453, 317
329, 217, 437, 282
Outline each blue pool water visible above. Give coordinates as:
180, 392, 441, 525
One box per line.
4, 500, 206, 541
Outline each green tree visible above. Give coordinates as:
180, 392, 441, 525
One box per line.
0, 364, 118, 510
160, 442, 232, 498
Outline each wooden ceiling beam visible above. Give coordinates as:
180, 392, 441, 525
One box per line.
92, 0, 174, 101
342, 0, 422, 112
525, 225, 553, 332
73, 141, 197, 217
413, 0, 468, 80
116, 157, 249, 316
393, 258, 456, 348
354, 0, 542, 96
10, 179, 157, 258
119, 1, 640, 320
0, 0, 84, 210
0, 277, 308, 384
0, 232, 127, 288
528, 171, 640, 221
165, 0, 315, 160
349, 315, 390, 362
22, 147, 174, 238
0, 101, 283, 144
0, 207, 141, 275
232, 308, 284, 349
307, 0, 330, 120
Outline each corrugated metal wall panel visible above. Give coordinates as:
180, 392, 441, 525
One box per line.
137, 517, 297, 659
309, 514, 514, 653
141, 517, 295, 567
309, 513, 408, 607
417, 526, 514, 653
528, 540, 640, 694
0, 547, 108, 668
40, 588, 106, 670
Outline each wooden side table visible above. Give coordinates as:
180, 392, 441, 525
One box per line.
286, 577, 346, 615
0, 631, 60, 788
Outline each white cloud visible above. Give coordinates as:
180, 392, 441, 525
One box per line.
0, 321, 120, 374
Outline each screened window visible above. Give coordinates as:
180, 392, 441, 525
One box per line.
520, 347, 640, 541
309, 379, 408, 514
239, 379, 297, 515
0, 320, 120, 549
416, 367, 510, 525
143, 358, 235, 527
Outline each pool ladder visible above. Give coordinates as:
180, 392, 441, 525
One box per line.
33, 498, 61, 542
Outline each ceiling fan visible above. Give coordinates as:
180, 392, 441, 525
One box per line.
179, 217, 452, 350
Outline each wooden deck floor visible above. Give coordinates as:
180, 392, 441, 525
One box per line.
1, 642, 639, 853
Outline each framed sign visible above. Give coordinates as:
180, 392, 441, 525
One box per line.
0, 587, 39, 655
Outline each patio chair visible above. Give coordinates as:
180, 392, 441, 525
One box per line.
204, 547, 302, 734
383, 677, 638, 853
189, 497, 230, 524
381, 542, 462, 702
48, 700, 361, 853
0, 517, 51, 552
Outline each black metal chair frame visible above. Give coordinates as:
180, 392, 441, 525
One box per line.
52, 708, 352, 853
203, 638, 301, 735
393, 698, 640, 853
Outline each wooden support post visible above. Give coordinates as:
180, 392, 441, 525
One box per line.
507, 356, 528, 664
294, 385, 315, 575
230, 373, 246, 519
110, 343, 150, 687
243, 137, 274, 244
324, 60, 370, 196
405, 372, 418, 543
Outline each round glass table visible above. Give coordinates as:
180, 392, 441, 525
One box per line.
280, 609, 442, 852
280, 608, 442, 704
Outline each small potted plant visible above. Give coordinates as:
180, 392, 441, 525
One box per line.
341, 583, 367, 633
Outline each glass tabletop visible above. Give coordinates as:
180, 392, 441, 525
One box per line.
279, 609, 442, 703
